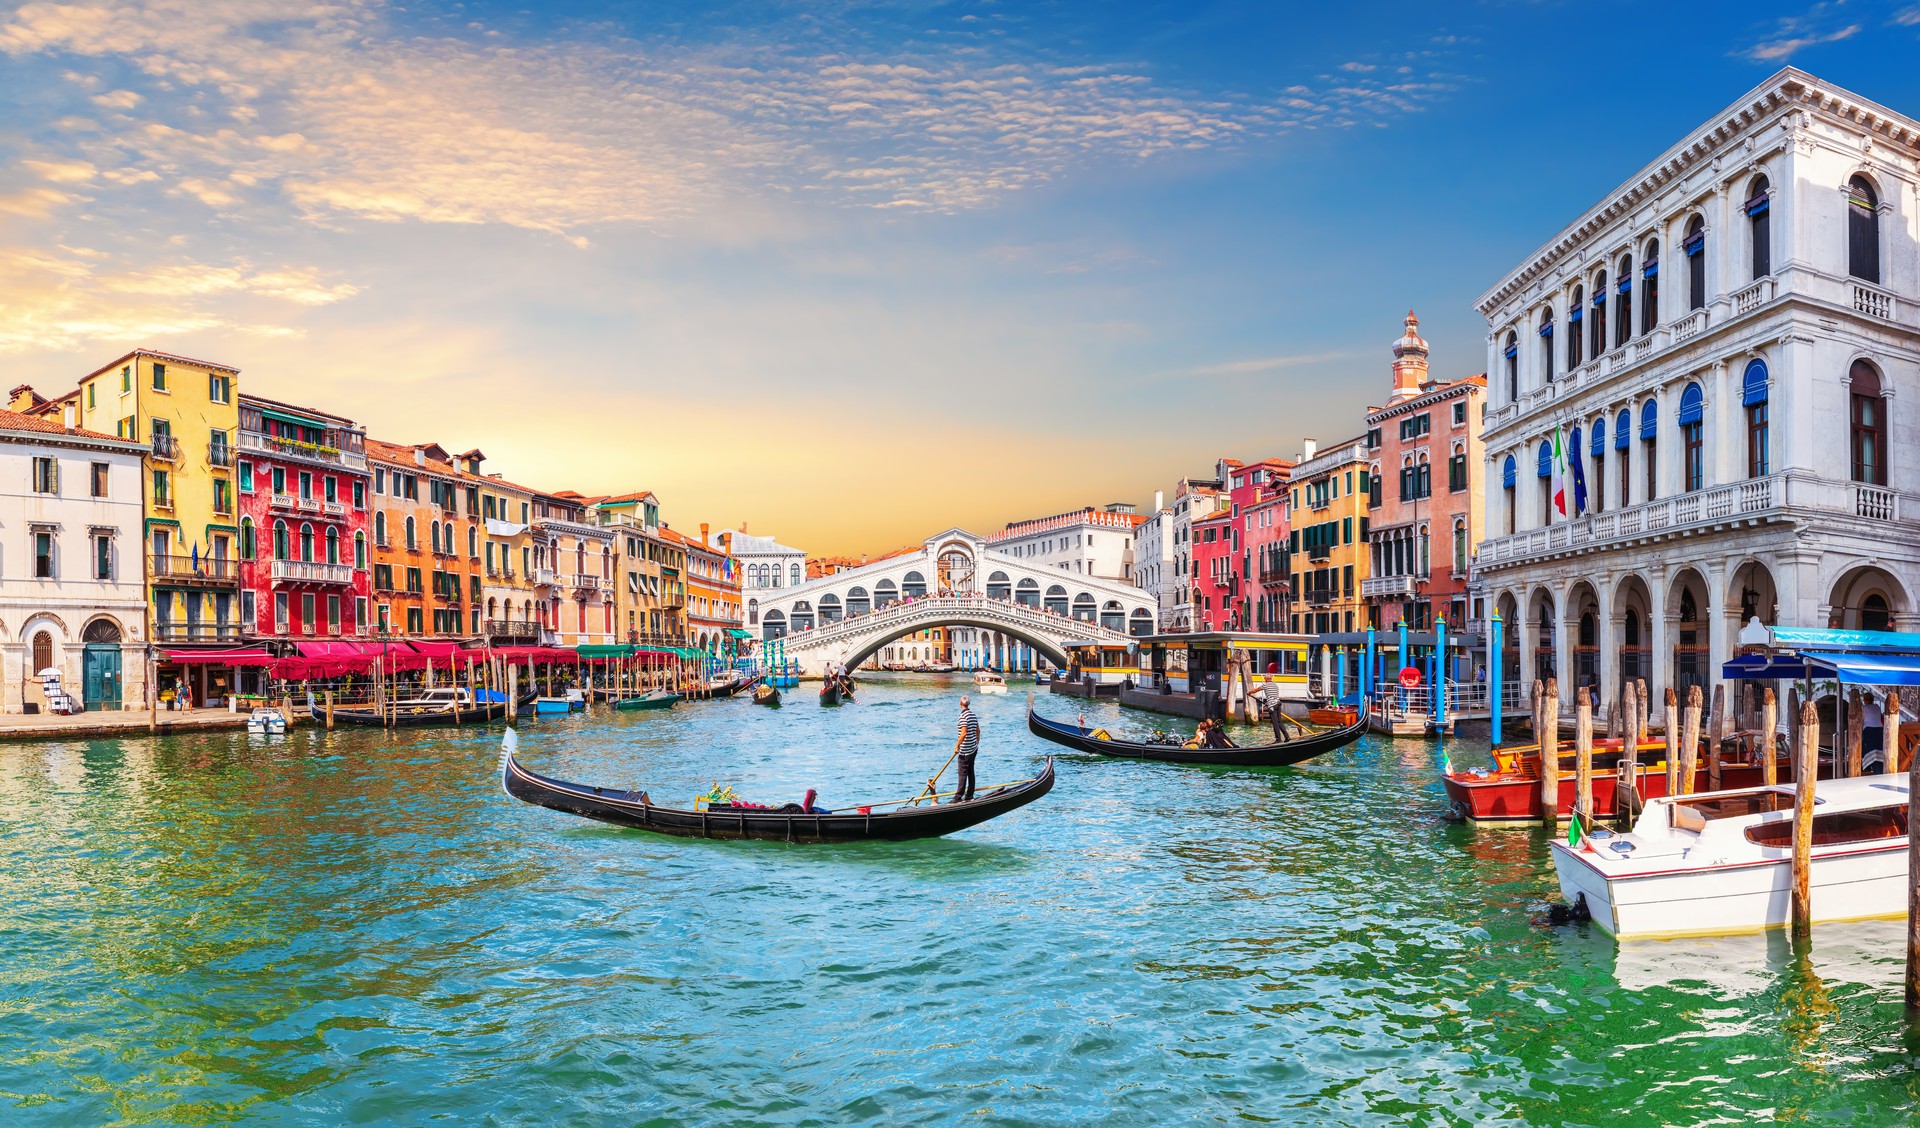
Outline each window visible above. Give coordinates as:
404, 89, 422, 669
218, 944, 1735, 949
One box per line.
1641, 240, 1660, 334
238, 461, 253, 492
241, 517, 255, 559
298, 471, 312, 500
33, 531, 53, 578
31, 457, 57, 494
86, 383, 95, 410
324, 475, 337, 503
1590, 273, 1607, 357
1615, 253, 1633, 346
468, 526, 478, 558
1851, 360, 1886, 485
1452, 401, 1466, 426
94, 533, 112, 580
1567, 286, 1584, 368
1503, 332, 1518, 400
326, 526, 340, 565
301, 593, 316, 635
275, 592, 290, 633
353, 480, 366, 509
271, 466, 285, 495
208, 373, 230, 403
151, 362, 167, 391
328, 595, 341, 634
355, 532, 367, 569
1589, 420, 1605, 514
1848, 175, 1881, 283
405, 515, 417, 550
273, 520, 289, 559
1745, 178, 1771, 280
1538, 441, 1554, 525
120, 366, 130, 393
1684, 215, 1706, 310
212, 477, 232, 515
1744, 360, 1770, 478
406, 566, 423, 593
1679, 383, 1704, 493
1538, 308, 1554, 381
1448, 451, 1467, 492
152, 469, 170, 507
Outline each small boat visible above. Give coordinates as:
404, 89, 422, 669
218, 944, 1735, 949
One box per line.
1441, 735, 1783, 825
820, 679, 844, 707
1025, 694, 1367, 767
531, 697, 573, 716
972, 671, 1008, 695
1551, 776, 1909, 940
317, 687, 523, 727
701, 675, 753, 698
1033, 669, 1052, 687
614, 690, 680, 711
752, 683, 781, 706
246, 707, 287, 735
500, 731, 1054, 842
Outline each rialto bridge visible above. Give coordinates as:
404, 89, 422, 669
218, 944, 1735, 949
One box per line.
752, 528, 1154, 675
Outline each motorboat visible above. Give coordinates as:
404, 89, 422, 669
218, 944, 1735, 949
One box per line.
972, 671, 1008, 695
1550, 775, 1910, 940
613, 690, 680, 711
247, 707, 287, 735
319, 687, 523, 727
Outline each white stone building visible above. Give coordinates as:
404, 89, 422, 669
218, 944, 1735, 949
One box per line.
718, 527, 807, 633
1475, 67, 1920, 713
1132, 473, 1230, 631
986, 504, 1143, 581
0, 407, 149, 712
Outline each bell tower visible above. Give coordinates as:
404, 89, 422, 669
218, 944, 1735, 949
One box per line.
1390, 310, 1429, 402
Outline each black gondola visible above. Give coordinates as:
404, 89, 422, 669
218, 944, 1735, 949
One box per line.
315, 690, 531, 727
499, 732, 1054, 842
1024, 694, 1367, 767
820, 679, 843, 706
752, 683, 781, 706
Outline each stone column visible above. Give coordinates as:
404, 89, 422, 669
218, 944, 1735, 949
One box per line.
1709, 358, 1735, 487
1554, 580, 1575, 712
1594, 575, 1614, 718
1517, 589, 1536, 698
1704, 560, 1728, 707
1648, 564, 1671, 706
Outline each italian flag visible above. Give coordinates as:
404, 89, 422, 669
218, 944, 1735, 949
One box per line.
1550, 424, 1569, 517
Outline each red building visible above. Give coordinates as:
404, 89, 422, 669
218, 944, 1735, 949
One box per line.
1243, 477, 1292, 631
1190, 508, 1236, 631
235, 394, 373, 640
1191, 458, 1293, 631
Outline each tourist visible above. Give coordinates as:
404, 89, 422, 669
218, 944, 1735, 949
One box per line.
950, 695, 980, 803
1199, 718, 1235, 749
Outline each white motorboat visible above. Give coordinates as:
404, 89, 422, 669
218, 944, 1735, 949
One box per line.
971, 671, 1008, 695
1550, 775, 1910, 941
247, 707, 287, 735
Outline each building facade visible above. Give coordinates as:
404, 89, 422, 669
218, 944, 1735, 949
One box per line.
1244, 479, 1292, 632
719, 526, 806, 635
470, 461, 543, 645
1476, 66, 1920, 711
234, 394, 371, 642
1190, 507, 1237, 631
1361, 314, 1487, 634
682, 524, 745, 655
1286, 439, 1371, 635
986, 504, 1145, 581
0, 409, 149, 712
368, 440, 484, 639
533, 492, 616, 647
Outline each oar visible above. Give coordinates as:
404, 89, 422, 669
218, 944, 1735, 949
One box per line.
911, 746, 961, 807
835, 776, 1040, 813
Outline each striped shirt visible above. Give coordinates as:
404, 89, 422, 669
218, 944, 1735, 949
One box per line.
956, 708, 980, 756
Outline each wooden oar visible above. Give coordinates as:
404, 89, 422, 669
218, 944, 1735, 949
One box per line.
834, 776, 1041, 813
910, 746, 962, 807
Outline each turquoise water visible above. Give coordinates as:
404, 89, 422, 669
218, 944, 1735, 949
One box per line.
4, 674, 1920, 1124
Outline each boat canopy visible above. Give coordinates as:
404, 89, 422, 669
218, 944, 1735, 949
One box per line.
1723, 647, 1920, 687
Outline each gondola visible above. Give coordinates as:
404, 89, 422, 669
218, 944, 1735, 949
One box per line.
499, 731, 1054, 842
1024, 694, 1367, 767
752, 683, 781, 707
820, 679, 843, 706
700, 675, 753, 698
317, 689, 528, 727
613, 690, 680, 711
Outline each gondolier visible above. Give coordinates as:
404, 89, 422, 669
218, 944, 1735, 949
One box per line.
951, 695, 980, 803
1253, 677, 1302, 742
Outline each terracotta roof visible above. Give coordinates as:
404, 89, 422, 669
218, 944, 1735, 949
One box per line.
80, 347, 238, 383
594, 490, 658, 505
0, 407, 137, 444
238, 392, 359, 429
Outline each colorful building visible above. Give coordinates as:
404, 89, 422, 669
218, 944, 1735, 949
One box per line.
71, 349, 245, 703
672, 523, 745, 657
1285, 438, 1371, 636
1244, 477, 1292, 633
1361, 314, 1487, 635
987, 504, 1145, 581
467, 459, 543, 645
367, 440, 484, 639
0, 406, 150, 712
532, 491, 615, 647
234, 394, 371, 642
590, 492, 683, 646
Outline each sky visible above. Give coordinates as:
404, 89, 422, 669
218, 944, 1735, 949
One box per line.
2, 0, 1917, 554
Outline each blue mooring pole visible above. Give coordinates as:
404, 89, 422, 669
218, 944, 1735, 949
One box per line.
1434, 616, 1447, 731
1364, 626, 1377, 705
1490, 611, 1504, 746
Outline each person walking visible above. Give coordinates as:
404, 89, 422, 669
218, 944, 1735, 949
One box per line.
950, 694, 980, 803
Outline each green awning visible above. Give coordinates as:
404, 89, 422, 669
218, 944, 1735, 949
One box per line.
574, 644, 635, 658
725, 628, 752, 640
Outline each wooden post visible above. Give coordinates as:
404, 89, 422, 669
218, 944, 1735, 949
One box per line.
1574, 687, 1594, 829
1663, 687, 1681, 796
1887, 688, 1903, 776
1618, 680, 1640, 825
1678, 685, 1703, 796
280, 695, 293, 726
1846, 688, 1864, 778
1761, 687, 1779, 787
1788, 686, 1801, 762
1792, 700, 1818, 938
1637, 678, 1650, 742
507, 663, 518, 719
325, 689, 335, 730
1608, 686, 1622, 739
1540, 677, 1560, 828
1741, 681, 1755, 732
147, 647, 158, 733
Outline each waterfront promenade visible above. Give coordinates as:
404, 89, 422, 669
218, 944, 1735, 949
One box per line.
0, 707, 267, 741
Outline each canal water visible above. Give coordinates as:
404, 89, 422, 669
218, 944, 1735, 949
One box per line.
4, 674, 1919, 1123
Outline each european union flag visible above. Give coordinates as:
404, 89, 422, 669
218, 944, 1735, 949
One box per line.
1569, 441, 1588, 516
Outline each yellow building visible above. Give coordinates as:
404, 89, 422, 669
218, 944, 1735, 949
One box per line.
590, 492, 686, 646
74, 350, 243, 656
1285, 437, 1371, 636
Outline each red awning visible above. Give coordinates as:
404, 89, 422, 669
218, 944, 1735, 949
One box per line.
407, 641, 461, 660
166, 648, 276, 666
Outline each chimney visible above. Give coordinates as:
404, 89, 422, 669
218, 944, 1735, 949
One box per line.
1301, 438, 1318, 461
63, 403, 75, 428
860, 552, 868, 565
8, 384, 36, 412
720, 531, 733, 553
700, 521, 709, 546
1391, 309, 1430, 401
1154, 489, 1164, 512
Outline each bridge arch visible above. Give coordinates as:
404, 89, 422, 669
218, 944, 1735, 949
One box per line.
843, 619, 1073, 672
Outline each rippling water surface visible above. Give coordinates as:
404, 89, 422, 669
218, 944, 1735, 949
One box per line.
5, 674, 1920, 1123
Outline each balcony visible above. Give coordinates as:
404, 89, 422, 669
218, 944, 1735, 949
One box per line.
237, 428, 369, 470
571, 573, 612, 593
1306, 590, 1336, 607
532, 567, 560, 588
1361, 574, 1416, 599
152, 622, 243, 644
321, 499, 347, 518
1854, 281, 1896, 322
270, 559, 354, 585
267, 492, 332, 517
433, 590, 461, 604
149, 436, 180, 462
149, 554, 236, 587
486, 619, 540, 641
207, 442, 234, 468
1307, 545, 1331, 563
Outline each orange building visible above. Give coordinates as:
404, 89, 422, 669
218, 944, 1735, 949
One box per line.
367, 440, 484, 638
663, 523, 743, 657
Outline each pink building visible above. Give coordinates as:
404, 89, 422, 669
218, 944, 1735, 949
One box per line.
1190, 457, 1292, 632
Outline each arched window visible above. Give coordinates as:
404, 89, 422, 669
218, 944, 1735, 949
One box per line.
374, 510, 387, 545
1746, 177, 1771, 279
986, 571, 1011, 600
1849, 175, 1881, 283
1615, 407, 1633, 506
1538, 306, 1554, 381
1537, 440, 1554, 525
761, 609, 786, 640
1503, 332, 1518, 400
789, 600, 814, 631
874, 579, 898, 608
1615, 253, 1633, 347
1071, 593, 1097, 622
325, 526, 340, 564
1683, 215, 1706, 310
1743, 360, 1770, 478
1129, 608, 1153, 636
1015, 578, 1040, 607
300, 523, 315, 562
355, 531, 367, 569
431, 520, 441, 554
846, 586, 870, 616
404, 515, 416, 550
1567, 286, 1584, 368
819, 593, 843, 623
273, 520, 289, 560
1640, 399, 1659, 502
240, 517, 255, 560
1589, 273, 1607, 357
1453, 519, 1468, 573
1588, 416, 1607, 514
1864, 593, 1892, 633
1641, 239, 1660, 334
1678, 383, 1705, 492
790, 563, 802, 586
1100, 600, 1125, 632
901, 571, 927, 599
1501, 454, 1517, 535
468, 526, 477, 559
31, 630, 53, 673
747, 598, 758, 625
1044, 584, 1069, 615
1851, 360, 1886, 485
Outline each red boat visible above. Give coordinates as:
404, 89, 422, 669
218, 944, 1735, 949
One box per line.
1441, 736, 1788, 825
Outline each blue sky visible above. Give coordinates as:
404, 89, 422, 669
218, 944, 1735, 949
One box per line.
1, 0, 1914, 551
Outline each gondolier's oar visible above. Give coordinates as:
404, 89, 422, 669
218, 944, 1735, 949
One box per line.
834, 776, 1040, 813
911, 746, 962, 807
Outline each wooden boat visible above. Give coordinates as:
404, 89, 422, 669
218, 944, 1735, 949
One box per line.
1440, 735, 1787, 825
972, 671, 1008, 695
752, 683, 781, 706
820, 679, 844, 706
613, 690, 679, 711
1024, 695, 1367, 767
700, 675, 753, 698
316, 687, 523, 727
499, 731, 1055, 842
1551, 776, 1909, 940
1308, 704, 1359, 727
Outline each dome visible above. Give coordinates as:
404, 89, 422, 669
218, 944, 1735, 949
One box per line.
1393, 310, 1429, 359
